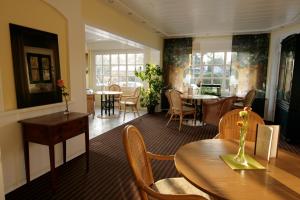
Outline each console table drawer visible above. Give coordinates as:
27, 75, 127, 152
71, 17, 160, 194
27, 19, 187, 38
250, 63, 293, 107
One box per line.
61, 118, 87, 140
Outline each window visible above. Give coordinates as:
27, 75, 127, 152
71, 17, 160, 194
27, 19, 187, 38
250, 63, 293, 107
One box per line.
190, 51, 232, 94
94, 52, 144, 88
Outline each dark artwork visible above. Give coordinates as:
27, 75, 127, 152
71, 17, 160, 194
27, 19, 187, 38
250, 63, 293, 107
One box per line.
9, 23, 62, 108
231, 34, 270, 117
161, 38, 192, 110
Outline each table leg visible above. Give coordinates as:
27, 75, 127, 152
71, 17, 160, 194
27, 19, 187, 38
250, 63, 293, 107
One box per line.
101, 95, 103, 116
49, 145, 56, 191
63, 140, 66, 164
112, 95, 115, 115
85, 126, 89, 172
108, 95, 111, 116
23, 139, 30, 183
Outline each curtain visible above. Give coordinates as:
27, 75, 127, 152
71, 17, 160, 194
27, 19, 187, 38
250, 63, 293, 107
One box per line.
163, 38, 192, 91
231, 33, 270, 116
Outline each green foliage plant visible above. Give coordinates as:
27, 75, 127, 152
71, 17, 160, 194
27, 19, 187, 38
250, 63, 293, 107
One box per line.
135, 64, 163, 111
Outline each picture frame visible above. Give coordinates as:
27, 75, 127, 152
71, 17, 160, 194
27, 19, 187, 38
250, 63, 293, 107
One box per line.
9, 23, 62, 108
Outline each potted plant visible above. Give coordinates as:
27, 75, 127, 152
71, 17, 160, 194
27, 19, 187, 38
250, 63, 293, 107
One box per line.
135, 64, 163, 113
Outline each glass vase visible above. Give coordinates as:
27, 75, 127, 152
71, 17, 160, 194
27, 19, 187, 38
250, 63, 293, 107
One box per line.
63, 96, 69, 115
234, 126, 248, 166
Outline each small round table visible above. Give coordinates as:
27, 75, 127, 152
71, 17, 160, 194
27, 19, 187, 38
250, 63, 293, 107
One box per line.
180, 94, 219, 125
95, 91, 123, 118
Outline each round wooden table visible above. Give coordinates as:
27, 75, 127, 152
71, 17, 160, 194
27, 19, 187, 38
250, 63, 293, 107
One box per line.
174, 139, 300, 200
180, 94, 219, 126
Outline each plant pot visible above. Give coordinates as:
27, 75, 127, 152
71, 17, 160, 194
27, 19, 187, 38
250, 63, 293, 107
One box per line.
147, 105, 156, 114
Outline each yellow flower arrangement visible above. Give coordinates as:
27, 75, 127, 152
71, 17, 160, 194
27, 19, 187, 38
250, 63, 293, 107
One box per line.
234, 107, 252, 165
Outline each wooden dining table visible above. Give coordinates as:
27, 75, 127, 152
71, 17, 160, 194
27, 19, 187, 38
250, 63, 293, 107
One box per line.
174, 139, 300, 200
180, 94, 219, 125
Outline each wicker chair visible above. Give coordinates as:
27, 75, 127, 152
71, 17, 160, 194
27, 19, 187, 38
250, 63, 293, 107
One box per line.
167, 89, 196, 131
108, 84, 122, 109
214, 109, 265, 141
233, 89, 256, 108
202, 96, 237, 127
123, 125, 210, 200
120, 87, 140, 121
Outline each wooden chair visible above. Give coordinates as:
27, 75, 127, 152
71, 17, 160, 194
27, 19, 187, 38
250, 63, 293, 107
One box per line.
123, 125, 210, 200
233, 89, 256, 108
215, 109, 265, 142
120, 87, 140, 121
202, 96, 237, 127
86, 93, 95, 119
167, 89, 196, 131
108, 84, 122, 109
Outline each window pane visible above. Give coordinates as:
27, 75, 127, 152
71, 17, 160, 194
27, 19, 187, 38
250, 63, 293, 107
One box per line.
202, 79, 211, 84
103, 54, 110, 65
119, 76, 127, 86
95, 55, 102, 65
193, 53, 201, 65
214, 52, 224, 65
103, 66, 110, 75
111, 54, 118, 65
136, 53, 144, 64
225, 66, 230, 76
213, 79, 222, 84
96, 66, 102, 76
119, 54, 126, 64
203, 66, 212, 77
103, 76, 110, 83
111, 65, 118, 76
127, 54, 135, 64
128, 65, 135, 71
226, 52, 232, 65
213, 66, 224, 77
203, 53, 213, 65
111, 76, 118, 83
119, 65, 126, 76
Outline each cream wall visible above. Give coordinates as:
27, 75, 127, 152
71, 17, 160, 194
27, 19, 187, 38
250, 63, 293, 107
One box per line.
0, 0, 163, 195
265, 23, 300, 121
0, 0, 86, 194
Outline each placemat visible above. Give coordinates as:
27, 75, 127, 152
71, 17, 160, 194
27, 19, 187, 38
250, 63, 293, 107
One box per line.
220, 154, 265, 170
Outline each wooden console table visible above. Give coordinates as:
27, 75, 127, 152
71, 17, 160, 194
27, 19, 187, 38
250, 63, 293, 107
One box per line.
19, 112, 89, 191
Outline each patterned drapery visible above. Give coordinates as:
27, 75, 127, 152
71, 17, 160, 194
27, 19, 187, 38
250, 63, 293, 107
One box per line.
163, 38, 192, 91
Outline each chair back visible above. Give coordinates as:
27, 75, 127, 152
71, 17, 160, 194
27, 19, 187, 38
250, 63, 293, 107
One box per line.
218, 109, 265, 141
123, 125, 154, 199
109, 84, 121, 98
165, 89, 172, 107
169, 89, 183, 114
243, 89, 256, 107
133, 87, 141, 103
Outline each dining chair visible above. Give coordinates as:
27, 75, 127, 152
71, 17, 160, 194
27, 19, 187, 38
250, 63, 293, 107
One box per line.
108, 84, 122, 109
202, 96, 237, 127
167, 89, 196, 131
119, 87, 140, 121
233, 89, 256, 108
215, 109, 265, 141
123, 125, 210, 200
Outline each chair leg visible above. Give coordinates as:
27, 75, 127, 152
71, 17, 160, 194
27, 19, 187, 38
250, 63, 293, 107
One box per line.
179, 115, 183, 131
135, 105, 140, 116
123, 105, 127, 121
167, 114, 174, 126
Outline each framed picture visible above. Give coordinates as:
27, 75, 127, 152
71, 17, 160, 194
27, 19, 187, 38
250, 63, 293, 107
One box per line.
9, 23, 62, 108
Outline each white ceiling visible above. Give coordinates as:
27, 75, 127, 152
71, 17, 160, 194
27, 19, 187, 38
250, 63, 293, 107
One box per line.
104, 0, 300, 37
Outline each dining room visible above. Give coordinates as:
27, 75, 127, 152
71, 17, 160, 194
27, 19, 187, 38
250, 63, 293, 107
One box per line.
1, 0, 300, 199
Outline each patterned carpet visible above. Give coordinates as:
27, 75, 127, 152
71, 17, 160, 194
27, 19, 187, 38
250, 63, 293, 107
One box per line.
6, 113, 300, 200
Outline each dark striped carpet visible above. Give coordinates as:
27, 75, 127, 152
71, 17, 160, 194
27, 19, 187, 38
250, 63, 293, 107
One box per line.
6, 113, 300, 200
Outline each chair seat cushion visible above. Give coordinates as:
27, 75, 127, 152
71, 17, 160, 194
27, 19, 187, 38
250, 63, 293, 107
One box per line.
182, 106, 196, 113
153, 177, 210, 199
120, 100, 135, 105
